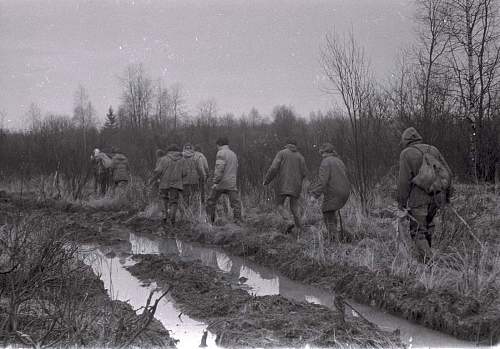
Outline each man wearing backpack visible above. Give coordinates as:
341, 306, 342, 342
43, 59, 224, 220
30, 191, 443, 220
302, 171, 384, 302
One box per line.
398, 127, 453, 262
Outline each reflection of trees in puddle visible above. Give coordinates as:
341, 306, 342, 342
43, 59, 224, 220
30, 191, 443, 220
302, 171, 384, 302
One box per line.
81, 247, 218, 349
239, 265, 280, 296
129, 233, 160, 254
216, 252, 232, 273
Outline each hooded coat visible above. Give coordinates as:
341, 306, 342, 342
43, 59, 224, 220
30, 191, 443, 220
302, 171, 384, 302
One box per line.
154, 151, 186, 190
194, 151, 209, 180
213, 145, 238, 191
111, 153, 130, 182
183, 149, 204, 185
264, 144, 308, 198
398, 127, 452, 209
311, 152, 351, 212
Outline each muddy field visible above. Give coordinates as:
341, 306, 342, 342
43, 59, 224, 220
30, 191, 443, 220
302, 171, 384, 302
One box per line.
1, 190, 499, 347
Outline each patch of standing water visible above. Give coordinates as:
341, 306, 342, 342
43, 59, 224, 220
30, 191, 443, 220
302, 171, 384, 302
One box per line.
80, 246, 219, 349
129, 231, 479, 349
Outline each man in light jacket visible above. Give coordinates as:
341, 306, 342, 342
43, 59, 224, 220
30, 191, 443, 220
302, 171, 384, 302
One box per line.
310, 143, 351, 243
263, 139, 308, 234
206, 137, 242, 224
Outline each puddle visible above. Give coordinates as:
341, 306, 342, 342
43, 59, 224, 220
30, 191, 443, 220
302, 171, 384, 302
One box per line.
80, 246, 218, 349
129, 232, 479, 349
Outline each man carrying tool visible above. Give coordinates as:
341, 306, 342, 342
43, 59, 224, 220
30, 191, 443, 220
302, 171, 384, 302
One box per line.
398, 127, 453, 263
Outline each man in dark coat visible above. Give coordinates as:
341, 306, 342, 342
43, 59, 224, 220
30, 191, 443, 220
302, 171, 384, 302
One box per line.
264, 140, 308, 233
310, 143, 351, 243
398, 127, 453, 262
150, 144, 187, 226
111, 147, 130, 190
182, 143, 205, 207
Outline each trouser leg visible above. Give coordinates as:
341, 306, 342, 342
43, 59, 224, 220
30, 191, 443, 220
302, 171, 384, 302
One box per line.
276, 195, 292, 226
199, 180, 206, 204
169, 189, 180, 224
426, 201, 439, 248
206, 189, 223, 223
289, 196, 302, 231
228, 190, 242, 221
409, 207, 432, 262
323, 210, 338, 243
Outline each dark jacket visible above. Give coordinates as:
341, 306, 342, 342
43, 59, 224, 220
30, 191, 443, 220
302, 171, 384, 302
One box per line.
398, 127, 452, 209
183, 149, 204, 185
153, 151, 186, 190
311, 152, 351, 212
264, 144, 308, 198
111, 153, 130, 182
213, 145, 238, 191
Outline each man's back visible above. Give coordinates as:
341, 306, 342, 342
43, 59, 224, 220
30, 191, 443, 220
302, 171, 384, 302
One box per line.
214, 145, 238, 190
264, 145, 307, 197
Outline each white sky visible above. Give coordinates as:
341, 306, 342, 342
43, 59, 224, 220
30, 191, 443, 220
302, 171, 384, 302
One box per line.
0, 0, 415, 128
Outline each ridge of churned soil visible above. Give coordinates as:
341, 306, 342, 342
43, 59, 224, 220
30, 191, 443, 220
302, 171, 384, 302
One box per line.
3, 194, 500, 345
126, 253, 401, 348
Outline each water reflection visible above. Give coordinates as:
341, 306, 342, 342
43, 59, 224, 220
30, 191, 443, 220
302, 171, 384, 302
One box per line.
129, 232, 475, 348
80, 246, 218, 349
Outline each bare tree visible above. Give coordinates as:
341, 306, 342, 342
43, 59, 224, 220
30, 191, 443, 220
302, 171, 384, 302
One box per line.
120, 64, 154, 128
415, 0, 451, 120
168, 83, 186, 130
444, 0, 500, 179
320, 30, 374, 211
25, 103, 42, 132
154, 81, 170, 130
73, 84, 96, 154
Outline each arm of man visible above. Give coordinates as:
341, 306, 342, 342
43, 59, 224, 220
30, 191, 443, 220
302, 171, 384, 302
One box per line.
213, 151, 226, 185
397, 151, 412, 209
263, 152, 282, 185
149, 158, 165, 184
310, 159, 329, 198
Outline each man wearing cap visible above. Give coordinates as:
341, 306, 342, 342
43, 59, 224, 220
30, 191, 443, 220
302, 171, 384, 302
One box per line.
150, 144, 187, 226
310, 143, 351, 243
263, 139, 308, 234
206, 137, 243, 224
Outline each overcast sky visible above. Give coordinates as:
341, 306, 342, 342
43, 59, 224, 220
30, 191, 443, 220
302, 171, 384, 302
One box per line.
0, 0, 415, 128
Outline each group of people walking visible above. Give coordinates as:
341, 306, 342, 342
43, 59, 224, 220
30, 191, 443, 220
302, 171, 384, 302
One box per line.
93, 126, 453, 263
149, 137, 243, 226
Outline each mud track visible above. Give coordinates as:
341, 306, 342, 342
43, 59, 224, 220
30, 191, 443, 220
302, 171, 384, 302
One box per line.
126, 253, 400, 347
126, 217, 500, 345
2, 195, 499, 345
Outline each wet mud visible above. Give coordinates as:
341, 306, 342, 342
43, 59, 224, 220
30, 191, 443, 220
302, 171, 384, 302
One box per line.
2, 194, 499, 345
127, 253, 400, 348
127, 216, 500, 345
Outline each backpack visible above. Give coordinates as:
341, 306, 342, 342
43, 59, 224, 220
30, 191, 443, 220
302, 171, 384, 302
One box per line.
410, 145, 451, 194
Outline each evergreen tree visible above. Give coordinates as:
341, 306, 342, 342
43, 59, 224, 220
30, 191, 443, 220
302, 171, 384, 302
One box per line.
104, 106, 117, 130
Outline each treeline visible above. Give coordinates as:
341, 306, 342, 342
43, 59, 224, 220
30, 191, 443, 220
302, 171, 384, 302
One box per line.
0, 0, 499, 204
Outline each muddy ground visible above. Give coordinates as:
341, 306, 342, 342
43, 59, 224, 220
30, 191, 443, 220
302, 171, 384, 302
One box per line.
2, 193, 500, 345
0, 255, 174, 348
127, 253, 400, 348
